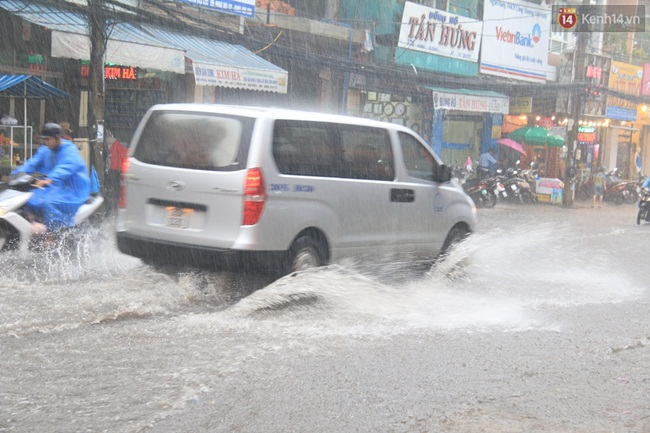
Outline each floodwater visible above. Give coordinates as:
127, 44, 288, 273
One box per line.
1, 203, 649, 432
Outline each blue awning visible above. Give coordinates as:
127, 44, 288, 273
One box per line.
0, 75, 70, 99
141, 25, 288, 93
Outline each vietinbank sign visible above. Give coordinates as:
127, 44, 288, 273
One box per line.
480, 0, 550, 83
398, 2, 482, 63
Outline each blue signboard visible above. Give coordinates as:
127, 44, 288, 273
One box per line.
605, 106, 637, 122
177, 0, 255, 18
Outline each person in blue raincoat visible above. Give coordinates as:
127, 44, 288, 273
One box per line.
11, 123, 90, 232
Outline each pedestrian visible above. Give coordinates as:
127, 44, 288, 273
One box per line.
592, 165, 606, 208
478, 147, 497, 178
106, 131, 127, 212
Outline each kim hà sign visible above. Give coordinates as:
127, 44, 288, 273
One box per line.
398, 1, 483, 63
193, 63, 287, 94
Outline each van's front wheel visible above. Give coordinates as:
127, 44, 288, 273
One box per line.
288, 236, 325, 273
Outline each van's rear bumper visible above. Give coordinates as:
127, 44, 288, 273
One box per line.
116, 231, 287, 272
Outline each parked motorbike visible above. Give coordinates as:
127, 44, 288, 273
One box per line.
462, 176, 497, 208
606, 169, 638, 203
498, 167, 537, 204
637, 187, 650, 225
0, 173, 104, 252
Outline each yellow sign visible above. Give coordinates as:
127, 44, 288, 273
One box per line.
509, 97, 533, 114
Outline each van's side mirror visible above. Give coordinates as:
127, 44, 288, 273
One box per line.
433, 164, 452, 183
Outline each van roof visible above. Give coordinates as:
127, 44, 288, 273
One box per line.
148, 103, 414, 132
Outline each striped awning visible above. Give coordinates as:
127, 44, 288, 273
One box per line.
142, 25, 288, 93
0, 75, 70, 99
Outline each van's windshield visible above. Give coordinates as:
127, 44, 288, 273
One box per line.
133, 111, 254, 171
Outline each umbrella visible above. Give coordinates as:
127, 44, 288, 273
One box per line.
508, 126, 549, 146
546, 135, 565, 147
496, 138, 526, 155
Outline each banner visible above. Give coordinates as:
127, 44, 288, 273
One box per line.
193, 63, 288, 93
480, 0, 551, 83
398, 2, 483, 63
433, 91, 509, 114
605, 61, 642, 121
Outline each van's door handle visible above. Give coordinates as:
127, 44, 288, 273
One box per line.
390, 188, 415, 203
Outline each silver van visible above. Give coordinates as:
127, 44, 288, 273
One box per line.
115, 104, 477, 275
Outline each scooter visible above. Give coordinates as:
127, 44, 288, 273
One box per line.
0, 173, 104, 253
637, 187, 650, 225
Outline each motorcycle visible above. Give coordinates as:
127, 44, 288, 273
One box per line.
606, 169, 638, 203
637, 187, 650, 225
462, 176, 497, 208
0, 173, 104, 252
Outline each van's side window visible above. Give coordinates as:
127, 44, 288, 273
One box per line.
273, 120, 394, 181
399, 132, 436, 181
273, 121, 342, 177
339, 127, 394, 181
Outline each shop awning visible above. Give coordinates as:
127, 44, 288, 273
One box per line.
0, 1, 185, 74
141, 25, 288, 94
0, 75, 70, 99
424, 86, 510, 114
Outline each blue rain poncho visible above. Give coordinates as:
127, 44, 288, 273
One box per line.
12, 139, 90, 231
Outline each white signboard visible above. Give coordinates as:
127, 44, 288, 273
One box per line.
398, 2, 482, 63
433, 91, 509, 114
193, 63, 288, 93
480, 0, 551, 83
177, 0, 256, 18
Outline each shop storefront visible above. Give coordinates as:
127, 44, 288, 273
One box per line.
426, 87, 509, 165
344, 72, 432, 143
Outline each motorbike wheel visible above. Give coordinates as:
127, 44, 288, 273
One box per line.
484, 191, 497, 208
614, 192, 624, 205
637, 208, 644, 225
0, 224, 18, 252
625, 189, 639, 204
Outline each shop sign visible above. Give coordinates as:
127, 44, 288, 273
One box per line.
28, 53, 45, 73
176, 0, 255, 18
193, 62, 288, 94
605, 61, 642, 121
398, 2, 483, 63
80, 63, 138, 81
537, 117, 554, 128
509, 96, 532, 113
480, 0, 551, 83
433, 91, 509, 114
577, 126, 596, 143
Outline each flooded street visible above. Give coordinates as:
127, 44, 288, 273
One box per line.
1, 202, 649, 433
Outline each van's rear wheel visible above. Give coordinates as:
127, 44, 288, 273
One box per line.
288, 236, 324, 273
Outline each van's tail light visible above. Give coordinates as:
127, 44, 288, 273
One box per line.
243, 167, 266, 226
118, 158, 130, 209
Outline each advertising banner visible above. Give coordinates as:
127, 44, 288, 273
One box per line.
398, 1, 483, 63
193, 62, 288, 93
176, 0, 255, 18
433, 90, 509, 114
480, 0, 551, 83
605, 61, 642, 121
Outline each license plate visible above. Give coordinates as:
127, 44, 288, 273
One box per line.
502, 191, 508, 197
164, 207, 191, 228
510, 184, 517, 191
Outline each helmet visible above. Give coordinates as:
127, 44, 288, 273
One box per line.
40, 123, 62, 138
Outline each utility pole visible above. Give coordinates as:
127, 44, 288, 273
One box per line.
87, 0, 107, 182
563, 0, 589, 207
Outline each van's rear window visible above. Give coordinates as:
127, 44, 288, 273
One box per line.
133, 111, 254, 171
